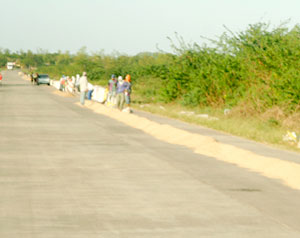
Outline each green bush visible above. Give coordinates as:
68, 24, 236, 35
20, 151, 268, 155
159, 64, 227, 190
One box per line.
1, 21, 299, 116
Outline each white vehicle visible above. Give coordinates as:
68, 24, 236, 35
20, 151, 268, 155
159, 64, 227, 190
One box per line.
7, 62, 15, 70
36, 74, 50, 86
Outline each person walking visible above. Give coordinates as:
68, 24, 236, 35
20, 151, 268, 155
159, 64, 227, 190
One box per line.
80, 72, 88, 105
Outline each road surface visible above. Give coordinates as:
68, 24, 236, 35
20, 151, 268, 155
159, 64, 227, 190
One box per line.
1, 70, 300, 237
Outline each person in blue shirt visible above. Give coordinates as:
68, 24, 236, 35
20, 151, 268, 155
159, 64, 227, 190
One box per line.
116, 76, 126, 110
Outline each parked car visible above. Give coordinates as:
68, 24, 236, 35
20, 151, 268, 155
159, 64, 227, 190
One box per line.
37, 74, 50, 85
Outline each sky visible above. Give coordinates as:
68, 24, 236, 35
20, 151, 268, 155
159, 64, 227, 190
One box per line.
1, 0, 300, 55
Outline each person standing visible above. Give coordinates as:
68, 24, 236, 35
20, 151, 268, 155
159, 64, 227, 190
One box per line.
87, 82, 94, 100
116, 76, 126, 110
33, 72, 39, 85
59, 75, 66, 91
75, 74, 81, 92
29, 73, 33, 84
80, 72, 88, 105
107, 74, 117, 105
124, 74, 132, 111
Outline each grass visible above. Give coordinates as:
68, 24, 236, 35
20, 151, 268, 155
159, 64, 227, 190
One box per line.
131, 100, 300, 152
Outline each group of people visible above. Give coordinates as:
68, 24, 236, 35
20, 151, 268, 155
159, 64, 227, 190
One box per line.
29, 72, 39, 84
57, 72, 132, 112
107, 74, 132, 112
58, 73, 94, 102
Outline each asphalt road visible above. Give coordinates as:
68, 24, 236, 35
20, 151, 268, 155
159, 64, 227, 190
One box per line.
1, 70, 300, 238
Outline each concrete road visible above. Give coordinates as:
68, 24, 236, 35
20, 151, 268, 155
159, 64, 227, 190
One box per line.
1, 70, 300, 238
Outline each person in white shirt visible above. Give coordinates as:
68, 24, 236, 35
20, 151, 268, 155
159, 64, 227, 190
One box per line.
75, 74, 81, 92
80, 72, 88, 105
87, 82, 94, 100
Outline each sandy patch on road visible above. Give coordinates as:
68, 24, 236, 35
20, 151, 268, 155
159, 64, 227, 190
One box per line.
52, 90, 75, 97
73, 100, 300, 190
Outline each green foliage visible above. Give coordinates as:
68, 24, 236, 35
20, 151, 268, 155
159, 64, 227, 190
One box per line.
161, 23, 300, 112
1, 21, 300, 116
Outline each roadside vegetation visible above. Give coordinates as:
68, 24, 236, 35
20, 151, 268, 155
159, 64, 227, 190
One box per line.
1, 22, 300, 150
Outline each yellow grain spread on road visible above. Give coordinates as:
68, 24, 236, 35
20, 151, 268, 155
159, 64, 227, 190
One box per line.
53, 90, 75, 97
77, 100, 300, 190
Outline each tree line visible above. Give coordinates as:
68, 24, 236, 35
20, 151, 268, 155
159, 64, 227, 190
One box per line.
1, 22, 300, 115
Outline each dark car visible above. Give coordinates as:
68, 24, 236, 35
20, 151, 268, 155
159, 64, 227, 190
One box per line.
37, 74, 50, 85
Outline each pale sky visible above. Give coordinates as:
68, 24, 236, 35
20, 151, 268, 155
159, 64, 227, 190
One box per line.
1, 0, 299, 55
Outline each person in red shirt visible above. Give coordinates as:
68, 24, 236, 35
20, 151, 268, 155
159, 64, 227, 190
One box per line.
0, 73, 2, 83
